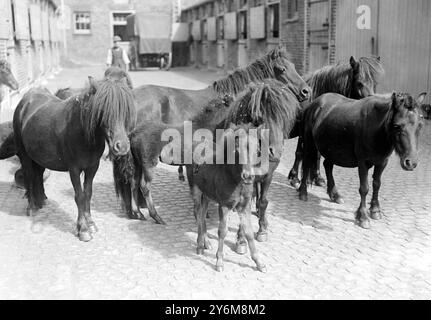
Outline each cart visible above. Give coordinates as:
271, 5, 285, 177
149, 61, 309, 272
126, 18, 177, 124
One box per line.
126, 13, 172, 70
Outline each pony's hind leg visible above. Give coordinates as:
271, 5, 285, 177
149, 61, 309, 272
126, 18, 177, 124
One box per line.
140, 167, 166, 225
178, 166, 185, 182
356, 161, 372, 229
312, 154, 326, 187
193, 186, 207, 255
215, 206, 229, 272
255, 175, 273, 243
323, 159, 344, 204
370, 161, 388, 221
70, 168, 92, 242
18, 152, 42, 216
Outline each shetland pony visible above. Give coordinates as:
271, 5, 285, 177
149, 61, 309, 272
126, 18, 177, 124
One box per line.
13, 77, 136, 241
299, 92, 425, 229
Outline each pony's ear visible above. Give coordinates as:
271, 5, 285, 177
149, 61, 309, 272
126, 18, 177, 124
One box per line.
417, 92, 427, 105
350, 56, 359, 70
88, 76, 99, 94
377, 56, 381, 62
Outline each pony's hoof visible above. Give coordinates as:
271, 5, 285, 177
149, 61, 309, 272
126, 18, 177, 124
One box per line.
257, 264, 267, 273
331, 195, 344, 204
196, 248, 205, 255
256, 232, 268, 242
78, 231, 93, 242
289, 179, 301, 189
216, 264, 224, 272
370, 210, 382, 220
204, 240, 212, 250
314, 177, 326, 187
156, 218, 167, 225
88, 224, 98, 234
299, 193, 308, 202
235, 242, 248, 255
357, 219, 371, 229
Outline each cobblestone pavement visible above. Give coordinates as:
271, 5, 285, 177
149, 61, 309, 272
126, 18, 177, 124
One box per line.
0, 66, 430, 299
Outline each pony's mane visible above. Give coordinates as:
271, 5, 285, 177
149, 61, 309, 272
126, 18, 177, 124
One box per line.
78, 79, 137, 142
225, 79, 300, 137
309, 56, 384, 99
192, 95, 233, 127
213, 47, 289, 96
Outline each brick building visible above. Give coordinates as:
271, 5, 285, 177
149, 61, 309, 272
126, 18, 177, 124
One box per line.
61, 0, 176, 64
0, 0, 62, 122
181, 0, 430, 104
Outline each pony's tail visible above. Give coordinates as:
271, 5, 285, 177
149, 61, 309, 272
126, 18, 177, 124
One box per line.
298, 107, 319, 200
112, 150, 136, 213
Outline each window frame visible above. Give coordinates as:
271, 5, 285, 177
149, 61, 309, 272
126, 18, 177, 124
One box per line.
73, 11, 91, 35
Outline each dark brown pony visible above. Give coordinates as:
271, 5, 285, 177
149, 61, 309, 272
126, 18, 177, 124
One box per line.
112, 96, 233, 223
216, 80, 301, 254
13, 77, 136, 241
192, 123, 266, 272
132, 46, 310, 125
299, 92, 426, 229
287, 56, 385, 188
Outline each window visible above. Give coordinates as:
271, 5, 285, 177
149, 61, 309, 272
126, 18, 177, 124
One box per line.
202, 19, 208, 41
287, 0, 299, 20
239, 0, 247, 9
74, 12, 91, 34
112, 12, 133, 42
238, 11, 247, 39
217, 16, 224, 39
269, 3, 280, 38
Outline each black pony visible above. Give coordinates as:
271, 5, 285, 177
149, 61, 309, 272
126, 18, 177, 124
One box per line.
13, 77, 136, 241
299, 92, 426, 229
287, 56, 385, 188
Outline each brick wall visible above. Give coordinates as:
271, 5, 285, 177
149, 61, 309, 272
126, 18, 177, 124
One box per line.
64, 0, 173, 64
281, 0, 306, 75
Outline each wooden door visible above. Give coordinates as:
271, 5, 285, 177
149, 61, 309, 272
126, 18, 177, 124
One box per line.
335, 0, 378, 60
377, 0, 431, 98
308, 0, 330, 71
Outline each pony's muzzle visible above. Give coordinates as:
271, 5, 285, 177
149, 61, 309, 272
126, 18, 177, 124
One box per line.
402, 158, 418, 171
112, 140, 130, 156
299, 86, 312, 102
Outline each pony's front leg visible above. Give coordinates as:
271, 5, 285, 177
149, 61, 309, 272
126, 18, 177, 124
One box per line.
193, 186, 206, 255
239, 202, 266, 273
311, 154, 326, 187
83, 164, 99, 234
370, 161, 388, 221
356, 162, 371, 229
255, 176, 272, 243
70, 168, 92, 242
215, 206, 229, 272
288, 138, 303, 189
140, 167, 166, 225
178, 166, 185, 182
130, 177, 146, 220
323, 159, 344, 204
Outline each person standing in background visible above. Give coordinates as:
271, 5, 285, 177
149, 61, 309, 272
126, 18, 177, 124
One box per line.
106, 36, 130, 71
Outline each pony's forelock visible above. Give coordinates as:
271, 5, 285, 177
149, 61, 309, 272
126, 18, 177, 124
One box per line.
225, 79, 300, 140
80, 79, 136, 142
